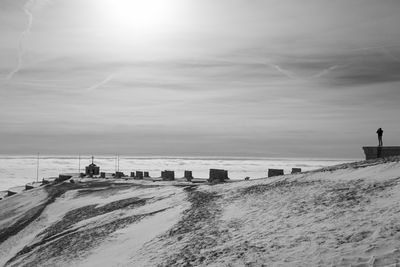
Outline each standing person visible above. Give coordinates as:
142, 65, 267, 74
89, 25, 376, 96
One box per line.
377, 128, 383, 146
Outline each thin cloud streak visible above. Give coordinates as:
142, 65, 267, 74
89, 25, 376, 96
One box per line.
86, 74, 115, 91
311, 65, 342, 79
6, 0, 35, 80
5, 0, 52, 81
271, 64, 296, 79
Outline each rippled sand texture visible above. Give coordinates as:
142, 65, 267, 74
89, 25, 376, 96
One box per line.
1, 157, 400, 266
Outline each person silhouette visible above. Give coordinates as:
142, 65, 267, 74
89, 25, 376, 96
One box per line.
376, 128, 383, 146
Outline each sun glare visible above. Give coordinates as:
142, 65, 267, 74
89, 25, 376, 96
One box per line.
97, 0, 179, 33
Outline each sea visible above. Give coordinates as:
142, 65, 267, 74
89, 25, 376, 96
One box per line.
0, 156, 356, 192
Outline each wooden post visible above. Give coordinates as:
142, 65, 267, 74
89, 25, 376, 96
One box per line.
36, 153, 40, 183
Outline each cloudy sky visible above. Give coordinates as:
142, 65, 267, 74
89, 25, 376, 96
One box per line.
0, 0, 399, 158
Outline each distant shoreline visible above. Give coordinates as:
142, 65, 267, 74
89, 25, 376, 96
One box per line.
0, 154, 359, 161
0, 157, 354, 193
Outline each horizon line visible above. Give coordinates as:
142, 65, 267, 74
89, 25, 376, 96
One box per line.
0, 154, 360, 161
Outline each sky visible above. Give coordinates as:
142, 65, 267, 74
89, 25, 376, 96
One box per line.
0, 0, 399, 158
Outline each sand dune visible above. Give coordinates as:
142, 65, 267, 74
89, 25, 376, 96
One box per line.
1, 157, 400, 266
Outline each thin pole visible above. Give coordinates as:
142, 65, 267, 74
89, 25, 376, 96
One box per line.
115, 154, 117, 173
78, 154, 81, 175
36, 153, 39, 182
117, 154, 120, 172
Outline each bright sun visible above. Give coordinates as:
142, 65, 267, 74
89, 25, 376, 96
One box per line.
97, 0, 179, 33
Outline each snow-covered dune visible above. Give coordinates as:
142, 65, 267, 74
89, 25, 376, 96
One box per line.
1, 157, 400, 266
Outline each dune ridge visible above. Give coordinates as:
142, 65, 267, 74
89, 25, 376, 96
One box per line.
1, 157, 400, 266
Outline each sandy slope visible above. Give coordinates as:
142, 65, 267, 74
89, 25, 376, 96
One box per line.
1, 157, 400, 266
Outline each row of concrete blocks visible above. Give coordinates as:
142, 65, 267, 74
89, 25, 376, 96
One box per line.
100, 171, 175, 180
130, 171, 150, 179
98, 171, 149, 179
131, 170, 185, 181
3, 167, 304, 201
101, 167, 302, 181
268, 168, 302, 177
100, 169, 226, 182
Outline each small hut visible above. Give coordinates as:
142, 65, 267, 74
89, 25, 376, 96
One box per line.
85, 156, 100, 177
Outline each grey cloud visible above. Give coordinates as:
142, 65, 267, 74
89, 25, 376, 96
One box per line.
321, 53, 400, 86
230, 46, 400, 86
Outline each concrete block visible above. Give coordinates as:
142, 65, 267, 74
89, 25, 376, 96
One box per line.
291, 168, 302, 174
363, 146, 400, 160
184, 170, 193, 181
209, 169, 229, 183
59, 174, 73, 180
135, 171, 143, 180
268, 169, 284, 177
162, 170, 175, 181
25, 184, 34, 190
115, 172, 124, 178
54, 174, 73, 183
7, 190, 17, 197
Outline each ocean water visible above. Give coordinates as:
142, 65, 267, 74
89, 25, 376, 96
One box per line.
0, 156, 355, 191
